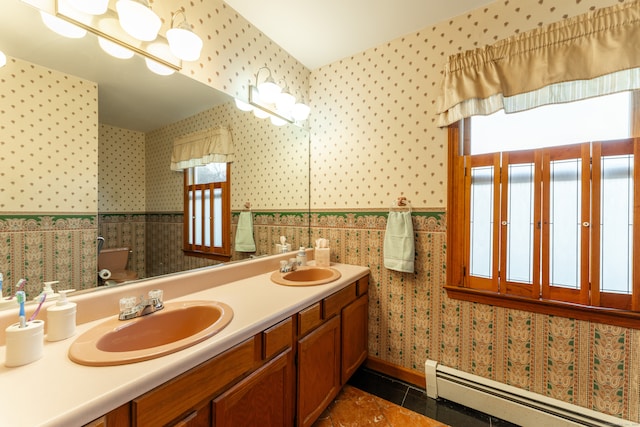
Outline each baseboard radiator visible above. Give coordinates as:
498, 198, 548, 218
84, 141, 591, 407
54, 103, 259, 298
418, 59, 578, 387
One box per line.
425, 360, 640, 427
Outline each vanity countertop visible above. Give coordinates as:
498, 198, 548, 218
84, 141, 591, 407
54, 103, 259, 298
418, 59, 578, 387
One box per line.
0, 260, 369, 427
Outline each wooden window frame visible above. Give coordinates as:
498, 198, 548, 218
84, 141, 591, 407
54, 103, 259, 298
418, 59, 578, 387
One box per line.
446, 118, 640, 329
183, 163, 232, 261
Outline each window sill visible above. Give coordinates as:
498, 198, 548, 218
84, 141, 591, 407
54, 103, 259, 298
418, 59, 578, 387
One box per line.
444, 285, 640, 329
183, 250, 232, 263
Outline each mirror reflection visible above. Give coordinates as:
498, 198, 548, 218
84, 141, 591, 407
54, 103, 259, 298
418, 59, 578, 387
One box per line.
0, 0, 310, 303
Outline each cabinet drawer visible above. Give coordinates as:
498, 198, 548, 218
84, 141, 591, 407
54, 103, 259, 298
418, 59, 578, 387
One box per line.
132, 336, 258, 427
323, 282, 356, 318
297, 302, 323, 337
262, 316, 293, 359
356, 276, 369, 296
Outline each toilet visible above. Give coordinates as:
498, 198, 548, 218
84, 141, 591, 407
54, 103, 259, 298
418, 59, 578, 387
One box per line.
98, 247, 138, 284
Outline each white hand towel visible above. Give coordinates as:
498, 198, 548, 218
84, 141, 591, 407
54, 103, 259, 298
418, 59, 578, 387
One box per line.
235, 211, 256, 252
383, 211, 415, 273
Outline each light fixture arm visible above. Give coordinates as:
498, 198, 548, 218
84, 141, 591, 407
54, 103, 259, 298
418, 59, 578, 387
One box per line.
170, 9, 190, 30
255, 66, 276, 86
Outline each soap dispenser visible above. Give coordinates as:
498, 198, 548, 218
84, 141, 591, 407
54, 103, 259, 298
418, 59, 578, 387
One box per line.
296, 247, 307, 266
38, 280, 59, 301
46, 289, 76, 342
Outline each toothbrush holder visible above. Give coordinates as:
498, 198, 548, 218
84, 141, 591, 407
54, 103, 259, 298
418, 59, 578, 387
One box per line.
5, 320, 44, 367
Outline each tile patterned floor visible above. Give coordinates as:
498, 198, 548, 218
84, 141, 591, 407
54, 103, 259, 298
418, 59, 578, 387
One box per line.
317, 367, 520, 427
313, 384, 448, 427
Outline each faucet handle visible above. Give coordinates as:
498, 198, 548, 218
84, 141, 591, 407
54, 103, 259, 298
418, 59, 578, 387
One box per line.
119, 296, 137, 313
148, 289, 163, 302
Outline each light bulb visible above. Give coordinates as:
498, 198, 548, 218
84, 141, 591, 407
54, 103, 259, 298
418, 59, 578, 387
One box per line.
98, 37, 134, 59
144, 43, 176, 76
253, 108, 270, 119
291, 102, 311, 121
257, 80, 281, 104
270, 115, 287, 126
234, 98, 253, 112
145, 58, 174, 75
167, 25, 203, 61
40, 11, 87, 39
276, 91, 296, 114
0, 50, 6, 68
116, 0, 161, 42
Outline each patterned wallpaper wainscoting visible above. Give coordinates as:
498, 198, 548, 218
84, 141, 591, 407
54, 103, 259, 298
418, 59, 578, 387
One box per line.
0, 215, 97, 298
310, 210, 446, 371
98, 212, 310, 278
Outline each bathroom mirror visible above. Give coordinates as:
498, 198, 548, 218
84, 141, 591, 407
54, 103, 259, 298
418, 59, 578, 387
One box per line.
0, 0, 310, 302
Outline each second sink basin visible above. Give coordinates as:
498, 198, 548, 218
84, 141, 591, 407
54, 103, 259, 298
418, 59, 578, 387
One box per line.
68, 300, 233, 366
271, 266, 341, 286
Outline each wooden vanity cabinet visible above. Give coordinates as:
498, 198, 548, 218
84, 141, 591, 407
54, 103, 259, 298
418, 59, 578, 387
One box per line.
296, 276, 369, 427
90, 275, 369, 427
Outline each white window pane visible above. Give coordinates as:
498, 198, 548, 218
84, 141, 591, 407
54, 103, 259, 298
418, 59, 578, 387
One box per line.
204, 189, 211, 246
188, 190, 194, 245
470, 166, 494, 278
601, 155, 633, 294
194, 163, 226, 184
506, 163, 534, 284
214, 189, 222, 247
549, 159, 581, 289
470, 92, 631, 154
194, 189, 203, 246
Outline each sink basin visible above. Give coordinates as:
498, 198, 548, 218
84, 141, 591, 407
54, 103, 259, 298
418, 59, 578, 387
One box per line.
270, 266, 341, 286
68, 300, 233, 366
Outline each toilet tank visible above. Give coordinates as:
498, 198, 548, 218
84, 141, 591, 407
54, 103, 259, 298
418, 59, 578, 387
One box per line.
98, 247, 131, 271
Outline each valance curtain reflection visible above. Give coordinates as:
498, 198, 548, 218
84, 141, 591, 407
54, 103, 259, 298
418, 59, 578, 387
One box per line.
436, 0, 640, 127
170, 126, 234, 171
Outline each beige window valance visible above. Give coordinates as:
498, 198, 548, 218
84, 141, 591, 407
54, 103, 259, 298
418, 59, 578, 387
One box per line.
170, 126, 234, 171
436, 0, 640, 127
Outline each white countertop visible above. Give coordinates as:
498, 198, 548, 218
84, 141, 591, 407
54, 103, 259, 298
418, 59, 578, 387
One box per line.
0, 261, 369, 427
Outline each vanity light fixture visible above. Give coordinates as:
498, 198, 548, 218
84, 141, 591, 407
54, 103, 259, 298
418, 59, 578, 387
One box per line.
23, 0, 189, 72
115, 0, 161, 42
237, 66, 311, 126
167, 10, 203, 62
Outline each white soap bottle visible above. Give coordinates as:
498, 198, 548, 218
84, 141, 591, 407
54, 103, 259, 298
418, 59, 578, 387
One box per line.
296, 247, 307, 266
46, 289, 76, 342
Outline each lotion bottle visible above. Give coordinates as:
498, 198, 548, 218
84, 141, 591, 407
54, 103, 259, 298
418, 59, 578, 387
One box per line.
46, 289, 76, 342
296, 247, 307, 266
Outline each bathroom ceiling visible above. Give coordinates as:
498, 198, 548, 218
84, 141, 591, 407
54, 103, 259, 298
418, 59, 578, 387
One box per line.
223, 0, 496, 70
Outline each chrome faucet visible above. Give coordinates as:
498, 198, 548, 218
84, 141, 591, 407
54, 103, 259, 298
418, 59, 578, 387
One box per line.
280, 258, 298, 273
119, 289, 164, 320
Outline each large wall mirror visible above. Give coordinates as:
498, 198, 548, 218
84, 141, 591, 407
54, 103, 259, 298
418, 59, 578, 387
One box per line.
0, 0, 310, 303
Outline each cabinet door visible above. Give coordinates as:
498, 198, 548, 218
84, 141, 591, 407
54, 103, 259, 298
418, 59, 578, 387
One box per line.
341, 294, 369, 384
213, 349, 293, 427
296, 315, 341, 427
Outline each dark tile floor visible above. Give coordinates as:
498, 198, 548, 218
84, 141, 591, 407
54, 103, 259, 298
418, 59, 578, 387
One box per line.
347, 367, 520, 427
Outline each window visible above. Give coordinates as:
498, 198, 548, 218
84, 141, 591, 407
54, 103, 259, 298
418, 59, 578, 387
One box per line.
183, 162, 231, 260
447, 91, 640, 327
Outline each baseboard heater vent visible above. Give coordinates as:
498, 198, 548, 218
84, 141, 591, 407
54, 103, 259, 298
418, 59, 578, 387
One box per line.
425, 360, 639, 427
